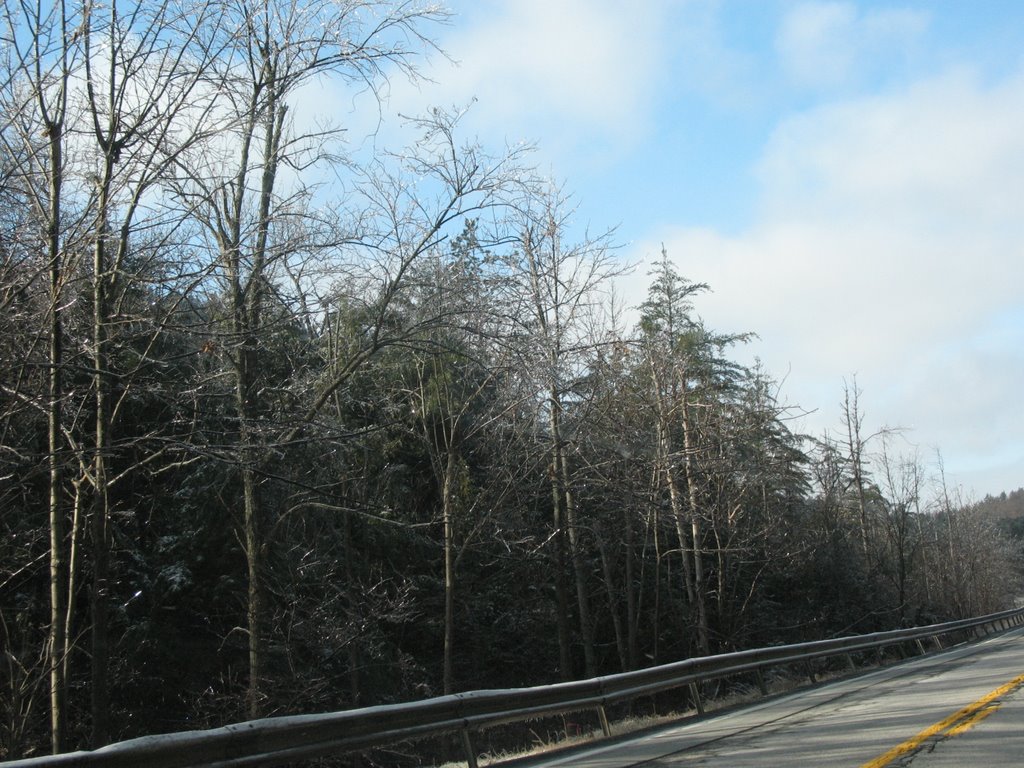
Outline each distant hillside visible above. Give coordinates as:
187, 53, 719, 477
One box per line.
970, 488, 1024, 540
973, 488, 1024, 520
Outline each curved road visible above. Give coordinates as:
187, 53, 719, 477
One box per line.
528, 626, 1024, 767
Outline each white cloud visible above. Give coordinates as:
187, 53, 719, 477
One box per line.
768, 77, 1024, 222
450, 0, 663, 127
776, 1, 929, 89
623, 66, 1024, 495
350, 0, 672, 157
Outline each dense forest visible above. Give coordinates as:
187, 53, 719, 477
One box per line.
1, 0, 1020, 762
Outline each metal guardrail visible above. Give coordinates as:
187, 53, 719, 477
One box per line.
5, 607, 1023, 768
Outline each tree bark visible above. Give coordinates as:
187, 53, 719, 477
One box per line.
45, 111, 67, 757
442, 448, 457, 694
90, 166, 112, 746
623, 503, 638, 671
548, 388, 596, 678
651, 363, 699, 645
596, 535, 628, 672
550, 455, 573, 681
681, 388, 710, 656
559, 430, 596, 678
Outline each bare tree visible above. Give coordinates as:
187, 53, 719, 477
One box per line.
0, 0, 85, 750
842, 378, 880, 559
165, 0, 452, 718
876, 437, 924, 623
252, 105, 532, 708
399, 224, 543, 693
503, 187, 622, 679
73, 0, 230, 742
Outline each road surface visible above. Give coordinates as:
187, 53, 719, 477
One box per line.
525, 626, 1024, 767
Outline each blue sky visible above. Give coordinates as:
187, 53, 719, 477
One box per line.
332, 0, 1024, 499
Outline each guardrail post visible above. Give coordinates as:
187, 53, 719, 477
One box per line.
932, 635, 943, 650
596, 705, 611, 737
755, 668, 768, 696
844, 653, 856, 671
914, 638, 927, 655
461, 729, 478, 768
689, 682, 705, 715
804, 661, 817, 684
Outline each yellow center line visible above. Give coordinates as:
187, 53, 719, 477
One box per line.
944, 703, 999, 738
860, 672, 1024, 768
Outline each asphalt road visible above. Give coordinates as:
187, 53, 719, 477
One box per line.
526, 626, 1024, 767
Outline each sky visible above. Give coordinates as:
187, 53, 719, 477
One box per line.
338, 0, 1024, 500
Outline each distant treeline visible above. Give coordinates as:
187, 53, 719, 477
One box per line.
975, 488, 1024, 520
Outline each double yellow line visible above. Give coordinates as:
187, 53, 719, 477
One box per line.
861, 672, 1024, 767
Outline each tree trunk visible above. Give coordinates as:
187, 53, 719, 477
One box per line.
63, 482, 84, 692
89, 157, 114, 747
681, 389, 709, 656
596, 536, 628, 672
227, 72, 285, 719
236, 298, 263, 717
623, 504, 638, 671
46, 123, 67, 756
843, 384, 871, 559
242, 451, 263, 718
651, 505, 661, 666
549, 447, 573, 680
650, 363, 698, 620
342, 509, 361, 706
442, 449, 457, 694
548, 388, 595, 678
559, 438, 596, 678
232, 204, 265, 719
